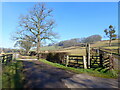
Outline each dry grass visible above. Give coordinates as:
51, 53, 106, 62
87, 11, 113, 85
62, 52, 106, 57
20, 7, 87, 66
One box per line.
56, 48, 86, 56
102, 46, 118, 49
55, 39, 119, 55
91, 39, 119, 48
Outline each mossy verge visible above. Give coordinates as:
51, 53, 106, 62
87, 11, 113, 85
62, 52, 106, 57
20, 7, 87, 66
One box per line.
2, 60, 24, 88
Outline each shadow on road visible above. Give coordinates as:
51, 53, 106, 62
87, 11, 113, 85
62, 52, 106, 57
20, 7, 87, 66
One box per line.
22, 60, 74, 88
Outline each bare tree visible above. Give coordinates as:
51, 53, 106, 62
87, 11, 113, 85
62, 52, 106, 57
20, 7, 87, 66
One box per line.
104, 25, 117, 46
14, 3, 58, 60
14, 36, 35, 55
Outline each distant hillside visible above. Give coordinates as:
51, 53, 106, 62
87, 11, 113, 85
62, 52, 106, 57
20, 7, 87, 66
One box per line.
38, 39, 119, 56
48, 34, 102, 48
40, 46, 62, 51
59, 39, 119, 55
91, 39, 119, 48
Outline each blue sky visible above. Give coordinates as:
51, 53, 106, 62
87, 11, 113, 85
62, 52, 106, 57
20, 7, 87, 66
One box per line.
1, 2, 118, 48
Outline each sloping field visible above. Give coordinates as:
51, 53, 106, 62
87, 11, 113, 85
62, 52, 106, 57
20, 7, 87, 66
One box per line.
31, 39, 119, 56
91, 39, 119, 48
40, 46, 62, 51
55, 47, 86, 56
55, 39, 119, 55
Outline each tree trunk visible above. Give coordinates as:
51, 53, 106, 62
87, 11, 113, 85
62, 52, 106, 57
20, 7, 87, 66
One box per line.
109, 39, 112, 46
26, 50, 29, 56
37, 35, 41, 60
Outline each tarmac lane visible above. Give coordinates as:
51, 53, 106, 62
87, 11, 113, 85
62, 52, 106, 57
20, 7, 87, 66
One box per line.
22, 60, 119, 89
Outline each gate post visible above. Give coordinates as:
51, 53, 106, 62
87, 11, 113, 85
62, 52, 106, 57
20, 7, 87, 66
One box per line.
118, 48, 120, 54
99, 53, 103, 67
66, 55, 69, 67
86, 43, 91, 68
83, 56, 87, 69
99, 49, 104, 67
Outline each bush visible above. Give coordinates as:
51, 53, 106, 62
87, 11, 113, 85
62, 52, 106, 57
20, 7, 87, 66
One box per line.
29, 51, 37, 56
46, 52, 68, 64
46, 53, 54, 62
40, 53, 48, 59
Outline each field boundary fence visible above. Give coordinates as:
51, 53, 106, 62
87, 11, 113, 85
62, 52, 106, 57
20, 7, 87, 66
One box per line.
64, 55, 87, 69
0, 54, 13, 65
91, 47, 119, 70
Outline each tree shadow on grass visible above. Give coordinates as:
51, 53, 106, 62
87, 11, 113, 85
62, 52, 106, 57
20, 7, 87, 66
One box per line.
13, 61, 23, 88
2, 61, 24, 88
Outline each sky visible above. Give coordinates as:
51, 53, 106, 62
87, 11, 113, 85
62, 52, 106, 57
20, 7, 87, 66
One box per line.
1, 0, 119, 2
0, 2, 118, 48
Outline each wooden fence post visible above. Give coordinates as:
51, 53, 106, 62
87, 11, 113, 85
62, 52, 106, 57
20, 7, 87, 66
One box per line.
109, 55, 114, 70
83, 56, 87, 69
86, 43, 91, 68
66, 55, 69, 67
6, 55, 8, 64
99, 53, 103, 67
63, 55, 66, 64
118, 48, 120, 54
96, 49, 99, 56
10, 54, 12, 62
99, 49, 104, 67
2, 56, 5, 63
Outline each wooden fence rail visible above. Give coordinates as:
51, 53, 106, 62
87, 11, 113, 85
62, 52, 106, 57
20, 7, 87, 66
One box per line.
90, 48, 118, 70
0, 54, 13, 64
99, 47, 120, 56
65, 55, 87, 69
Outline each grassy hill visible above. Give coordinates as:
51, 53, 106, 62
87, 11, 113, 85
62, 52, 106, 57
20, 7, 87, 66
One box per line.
54, 39, 118, 55
40, 46, 62, 51
32, 39, 119, 56
91, 39, 119, 48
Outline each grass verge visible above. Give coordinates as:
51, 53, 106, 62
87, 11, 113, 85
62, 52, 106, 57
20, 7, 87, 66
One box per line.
39, 59, 118, 79
2, 60, 24, 88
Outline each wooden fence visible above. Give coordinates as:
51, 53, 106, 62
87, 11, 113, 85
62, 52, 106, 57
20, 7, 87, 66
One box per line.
90, 55, 100, 68
99, 47, 120, 56
0, 54, 13, 64
65, 55, 87, 69
62, 44, 118, 70
90, 48, 119, 70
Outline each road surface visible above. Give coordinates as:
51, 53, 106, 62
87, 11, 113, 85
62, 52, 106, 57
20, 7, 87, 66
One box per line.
22, 60, 119, 88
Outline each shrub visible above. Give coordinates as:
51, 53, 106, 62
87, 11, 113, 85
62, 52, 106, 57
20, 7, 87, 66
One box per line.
29, 51, 37, 56
40, 53, 48, 59
46, 52, 68, 64
46, 53, 54, 62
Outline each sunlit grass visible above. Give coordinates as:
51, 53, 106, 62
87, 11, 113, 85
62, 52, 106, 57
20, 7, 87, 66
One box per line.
57, 40, 119, 55
57, 48, 86, 56
39, 46, 62, 51
102, 46, 118, 49
91, 39, 119, 48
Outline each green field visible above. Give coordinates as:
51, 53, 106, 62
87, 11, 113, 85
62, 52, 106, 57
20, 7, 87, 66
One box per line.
30, 39, 119, 56
53, 40, 119, 55
40, 46, 62, 51
91, 39, 119, 48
